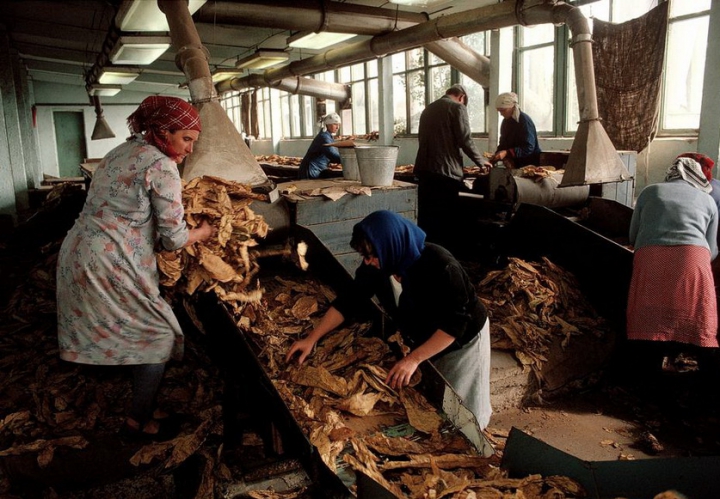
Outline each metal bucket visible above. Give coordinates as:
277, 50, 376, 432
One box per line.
355, 145, 399, 187
338, 147, 360, 181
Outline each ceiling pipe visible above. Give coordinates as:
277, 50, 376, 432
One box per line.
157, 0, 269, 187
222, 74, 350, 103
194, 0, 427, 35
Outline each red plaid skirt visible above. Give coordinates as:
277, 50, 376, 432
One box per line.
627, 245, 718, 347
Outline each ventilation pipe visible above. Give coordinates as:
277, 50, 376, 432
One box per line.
220, 74, 350, 104
157, 0, 268, 186
220, 0, 626, 186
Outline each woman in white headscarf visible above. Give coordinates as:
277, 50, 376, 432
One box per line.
491, 92, 541, 168
626, 156, 719, 374
298, 112, 347, 179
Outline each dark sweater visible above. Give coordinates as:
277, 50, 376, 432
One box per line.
333, 243, 487, 354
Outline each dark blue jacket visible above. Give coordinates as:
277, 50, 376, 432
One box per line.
497, 111, 541, 167
298, 130, 341, 179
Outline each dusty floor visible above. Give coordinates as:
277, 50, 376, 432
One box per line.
488, 357, 720, 463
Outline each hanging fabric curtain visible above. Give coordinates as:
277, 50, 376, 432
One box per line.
592, 2, 669, 152
241, 92, 251, 137
250, 90, 260, 139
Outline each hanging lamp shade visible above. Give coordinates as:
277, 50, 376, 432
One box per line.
90, 95, 116, 140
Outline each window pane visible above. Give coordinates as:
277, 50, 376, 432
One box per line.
303, 96, 314, 137
520, 24, 554, 46
290, 95, 301, 137
352, 81, 366, 134
459, 75, 486, 133
580, 0, 609, 21
368, 78, 379, 133
662, 16, 708, 129
462, 32, 486, 54
392, 52, 406, 73
408, 69, 425, 134
338, 66, 351, 83
428, 51, 443, 66
280, 95, 290, 139
367, 59, 378, 78
428, 65, 451, 103
612, 1, 652, 23
351, 62, 364, 81
407, 47, 424, 69
669, 0, 710, 17
520, 45, 554, 132
393, 74, 407, 134
325, 99, 336, 115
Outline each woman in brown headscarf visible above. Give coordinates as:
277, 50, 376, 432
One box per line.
57, 96, 214, 438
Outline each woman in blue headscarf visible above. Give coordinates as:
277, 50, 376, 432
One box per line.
285, 210, 492, 429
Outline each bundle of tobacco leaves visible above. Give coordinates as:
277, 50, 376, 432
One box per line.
474, 256, 612, 378
157, 175, 270, 317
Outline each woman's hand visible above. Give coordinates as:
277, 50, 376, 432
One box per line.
285, 337, 316, 365
185, 220, 215, 247
385, 354, 421, 389
491, 150, 508, 162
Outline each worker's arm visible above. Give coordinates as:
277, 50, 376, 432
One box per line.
385, 329, 455, 389
285, 306, 345, 365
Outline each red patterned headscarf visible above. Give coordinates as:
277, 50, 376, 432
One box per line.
677, 152, 715, 181
127, 96, 201, 158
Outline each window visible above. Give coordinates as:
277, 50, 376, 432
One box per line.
516, 23, 556, 133
393, 49, 425, 135
278, 92, 314, 139
560, 0, 709, 136
257, 87, 271, 139
220, 92, 243, 135
661, 0, 710, 131
459, 31, 489, 134
337, 60, 379, 136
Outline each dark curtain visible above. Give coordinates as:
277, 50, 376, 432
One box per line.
592, 2, 669, 152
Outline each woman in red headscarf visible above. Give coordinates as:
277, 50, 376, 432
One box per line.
56, 96, 214, 438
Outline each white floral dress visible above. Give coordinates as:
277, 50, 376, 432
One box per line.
57, 135, 189, 365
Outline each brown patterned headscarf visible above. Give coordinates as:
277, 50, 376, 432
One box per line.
127, 96, 201, 158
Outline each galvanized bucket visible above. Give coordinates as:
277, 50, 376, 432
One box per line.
355, 145, 399, 187
338, 147, 360, 181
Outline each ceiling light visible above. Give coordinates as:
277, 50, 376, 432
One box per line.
88, 84, 122, 97
287, 31, 357, 50
116, 0, 208, 32
235, 49, 289, 70
211, 69, 245, 83
109, 36, 171, 65
388, 0, 447, 6
98, 66, 141, 85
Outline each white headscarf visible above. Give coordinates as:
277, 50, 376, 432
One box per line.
665, 157, 712, 193
495, 92, 521, 122
322, 113, 341, 126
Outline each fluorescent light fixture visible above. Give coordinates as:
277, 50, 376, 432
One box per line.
109, 36, 171, 65
98, 66, 141, 85
388, 0, 447, 6
211, 69, 245, 83
235, 49, 289, 70
287, 31, 357, 50
88, 84, 122, 97
116, 0, 207, 32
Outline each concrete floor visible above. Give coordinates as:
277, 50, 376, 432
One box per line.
486, 348, 720, 463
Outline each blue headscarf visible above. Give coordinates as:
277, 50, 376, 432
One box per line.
353, 210, 426, 278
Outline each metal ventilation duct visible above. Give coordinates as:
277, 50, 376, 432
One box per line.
157, 0, 268, 186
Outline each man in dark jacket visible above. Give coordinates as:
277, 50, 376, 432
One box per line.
414, 84, 489, 248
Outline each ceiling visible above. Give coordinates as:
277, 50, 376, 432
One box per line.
0, 0, 493, 99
